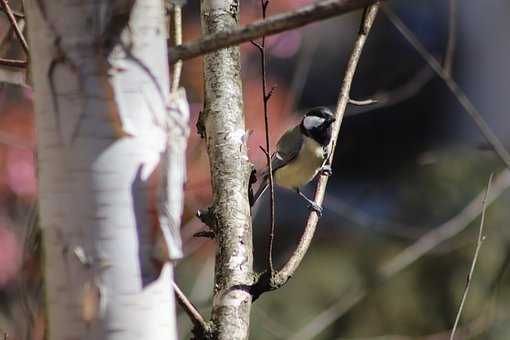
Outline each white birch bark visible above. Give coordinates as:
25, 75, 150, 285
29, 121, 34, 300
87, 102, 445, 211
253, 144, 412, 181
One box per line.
201, 0, 254, 339
24, 0, 185, 339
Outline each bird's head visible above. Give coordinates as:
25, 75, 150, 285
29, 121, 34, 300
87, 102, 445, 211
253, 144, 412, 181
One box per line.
300, 107, 336, 146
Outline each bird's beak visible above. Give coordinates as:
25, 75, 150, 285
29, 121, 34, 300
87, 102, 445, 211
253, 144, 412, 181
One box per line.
328, 117, 336, 124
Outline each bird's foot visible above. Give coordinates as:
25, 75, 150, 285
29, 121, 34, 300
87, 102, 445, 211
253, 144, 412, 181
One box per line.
320, 164, 333, 177
307, 201, 323, 217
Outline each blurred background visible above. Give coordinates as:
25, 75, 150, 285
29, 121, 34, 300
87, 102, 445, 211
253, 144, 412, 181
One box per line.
1, 0, 510, 339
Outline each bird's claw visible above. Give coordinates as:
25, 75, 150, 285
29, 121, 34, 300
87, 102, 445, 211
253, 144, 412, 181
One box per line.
320, 165, 333, 177
307, 202, 323, 217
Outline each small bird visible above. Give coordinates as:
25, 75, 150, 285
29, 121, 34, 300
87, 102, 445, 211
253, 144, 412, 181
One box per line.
251, 107, 336, 215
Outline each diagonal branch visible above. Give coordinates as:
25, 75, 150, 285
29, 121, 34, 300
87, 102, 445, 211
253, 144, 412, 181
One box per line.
251, 3, 380, 299
443, 0, 457, 75
292, 169, 510, 340
382, 5, 510, 170
172, 281, 211, 337
0, 0, 29, 54
168, 0, 382, 64
449, 173, 493, 340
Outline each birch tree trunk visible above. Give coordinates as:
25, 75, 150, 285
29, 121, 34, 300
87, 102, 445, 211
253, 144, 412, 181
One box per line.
25, 0, 185, 338
201, 0, 254, 339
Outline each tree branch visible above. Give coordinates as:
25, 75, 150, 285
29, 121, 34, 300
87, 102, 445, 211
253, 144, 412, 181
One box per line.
252, 0, 277, 274
449, 173, 493, 340
382, 5, 510, 170
443, 0, 457, 75
291, 169, 510, 340
0, 57, 27, 68
200, 0, 254, 338
0, 0, 29, 54
169, 0, 382, 64
251, 3, 380, 299
169, 2, 183, 93
172, 281, 211, 337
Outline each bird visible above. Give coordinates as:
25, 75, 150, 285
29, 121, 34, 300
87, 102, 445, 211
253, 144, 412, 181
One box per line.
251, 106, 336, 215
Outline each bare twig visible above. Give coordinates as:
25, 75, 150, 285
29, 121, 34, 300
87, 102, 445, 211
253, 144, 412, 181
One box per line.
169, 0, 381, 64
0, 57, 27, 68
443, 0, 457, 75
382, 5, 510, 170
281, 31, 320, 115
0, 0, 29, 54
450, 174, 493, 340
381, 170, 509, 278
0, 3, 23, 18
346, 66, 434, 116
292, 170, 510, 340
170, 3, 183, 93
349, 98, 377, 106
251, 4, 380, 299
253, 0, 276, 273
346, 1, 456, 116
172, 280, 211, 336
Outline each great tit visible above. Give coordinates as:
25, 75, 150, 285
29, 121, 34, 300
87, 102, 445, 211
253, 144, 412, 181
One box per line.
251, 106, 336, 215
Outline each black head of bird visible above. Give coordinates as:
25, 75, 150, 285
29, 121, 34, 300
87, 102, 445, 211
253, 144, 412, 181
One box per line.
300, 106, 336, 146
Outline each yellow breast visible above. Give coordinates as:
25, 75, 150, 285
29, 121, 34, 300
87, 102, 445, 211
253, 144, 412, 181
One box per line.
274, 137, 325, 189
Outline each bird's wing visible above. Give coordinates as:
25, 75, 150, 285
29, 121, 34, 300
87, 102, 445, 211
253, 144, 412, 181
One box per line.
252, 126, 303, 206
262, 126, 303, 177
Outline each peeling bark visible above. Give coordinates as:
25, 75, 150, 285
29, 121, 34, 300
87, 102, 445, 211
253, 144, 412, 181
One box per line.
201, 0, 254, 339
25, 0, 181, 339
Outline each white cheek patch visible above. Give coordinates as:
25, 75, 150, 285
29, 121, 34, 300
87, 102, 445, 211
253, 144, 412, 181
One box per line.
303, 116, 325, 130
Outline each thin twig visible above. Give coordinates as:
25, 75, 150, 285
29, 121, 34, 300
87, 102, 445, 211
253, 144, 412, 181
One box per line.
381, 170, 508, 278
0, 0, 29, 54
253, 0, 276, 274
443, 0, 457, 75
168, 0, 381, 64
170, 4, 183, 93
277, 3, 379, 284
0, 57, 27, 68
251, 4, 380, 300
0, 4, 23, 18
382, 5, 510, 170
171, 280, 210, 336
347, 66, 434, 116
346, 1, 456, 116
291, 170, 510, 340
450, 174, 493, 340
349, 98, 377, 106
281, 30, 320, 115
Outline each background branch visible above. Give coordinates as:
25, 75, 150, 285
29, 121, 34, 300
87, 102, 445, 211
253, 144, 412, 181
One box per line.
292, 169, 510, 340
449, 174, 493, 340
382, 5, 510, 170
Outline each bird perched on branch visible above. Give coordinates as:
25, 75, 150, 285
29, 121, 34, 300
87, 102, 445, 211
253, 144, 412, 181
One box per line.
251, 106, 336, 215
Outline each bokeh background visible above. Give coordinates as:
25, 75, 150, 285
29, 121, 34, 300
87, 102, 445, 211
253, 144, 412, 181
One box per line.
1, 0, 510, 339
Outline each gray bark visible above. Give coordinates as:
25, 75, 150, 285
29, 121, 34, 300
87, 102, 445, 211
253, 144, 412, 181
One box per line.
25, 0, 183, 338
201, 0, 254, 339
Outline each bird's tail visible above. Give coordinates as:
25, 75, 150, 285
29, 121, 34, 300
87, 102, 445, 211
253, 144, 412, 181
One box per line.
250, 176, 268, 206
